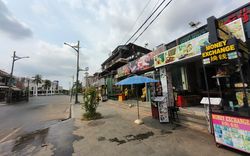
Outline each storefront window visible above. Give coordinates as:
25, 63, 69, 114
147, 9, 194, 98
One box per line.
172, 67, 181, 91
172, 66, 188, 91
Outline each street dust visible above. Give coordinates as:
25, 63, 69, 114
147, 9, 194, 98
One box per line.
109, 131, 154, 145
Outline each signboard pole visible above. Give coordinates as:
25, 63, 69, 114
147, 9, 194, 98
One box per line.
237, 55, 248, 107
202, 63, 214, 134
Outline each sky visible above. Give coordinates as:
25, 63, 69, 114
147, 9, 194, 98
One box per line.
0, 0, 249, 89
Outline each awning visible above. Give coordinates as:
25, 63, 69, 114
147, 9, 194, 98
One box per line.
11, 87, 21, 91
0, 86, 8, 89
0, 86, 22, 91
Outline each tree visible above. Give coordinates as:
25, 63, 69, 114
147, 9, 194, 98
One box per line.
43, 79, 51, 95
32, 74, 42, 96
72, 81, 83, 94
82, 86, 101, 120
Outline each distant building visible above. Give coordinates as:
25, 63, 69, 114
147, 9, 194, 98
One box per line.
0, 70, 10, 101
23, 78, 63, 96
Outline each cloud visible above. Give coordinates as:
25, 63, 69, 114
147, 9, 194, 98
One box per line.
0, 35, 90, 88
82, 0, 249, 49
1, 0, 249, 89
31, 2, 48, 15
0, 0, 32, 39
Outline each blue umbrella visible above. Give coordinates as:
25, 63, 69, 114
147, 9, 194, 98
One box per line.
116, 75, 158, 124
116, 75, 158, 85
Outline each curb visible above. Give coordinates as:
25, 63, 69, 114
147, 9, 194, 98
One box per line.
71, 104, 74, 119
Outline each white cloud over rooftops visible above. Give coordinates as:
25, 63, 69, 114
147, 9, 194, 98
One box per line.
0, 0, 249, 88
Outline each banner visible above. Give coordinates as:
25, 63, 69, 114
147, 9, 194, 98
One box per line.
212, 113, 250, 153
154, 33, 209, 68
117, 46, 165, 78
226, 18, 246, 42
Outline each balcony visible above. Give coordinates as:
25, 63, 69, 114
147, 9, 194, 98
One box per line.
104, 58, 128, 71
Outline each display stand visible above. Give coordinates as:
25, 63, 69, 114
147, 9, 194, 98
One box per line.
151, 96, 169, 123
201, 38, 250, 154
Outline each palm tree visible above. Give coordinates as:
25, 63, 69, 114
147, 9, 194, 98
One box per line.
43, 80, 51, 96
32, 74, 42, 96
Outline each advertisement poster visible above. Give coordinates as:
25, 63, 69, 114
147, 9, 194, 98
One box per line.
117, 46, 165, 78
158, 100, 169, 123
226, 18, 246, 42
117, 64, 131, 78
154, 52, 166, 68
212, 114, 250, 153
159, 67, 167, 95
154, 33, 209, 68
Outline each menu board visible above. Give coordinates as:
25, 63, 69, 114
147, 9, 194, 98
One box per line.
212, 113, 250, 153
157, 96, 169, 123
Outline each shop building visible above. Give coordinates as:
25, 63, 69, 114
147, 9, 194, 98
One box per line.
116, 44, 166, 102
100, 43, 151, 99
154, 2, 250, 109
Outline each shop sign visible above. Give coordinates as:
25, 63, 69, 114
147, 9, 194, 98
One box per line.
117, 64, 131, 77
212, 113, 250, 153
154, 33, 209, 68
178, 27, 207, 44
202, 39, 237, 65
117, 46, 165, 78
218, 18, 246, 42
220, 5, 250, 25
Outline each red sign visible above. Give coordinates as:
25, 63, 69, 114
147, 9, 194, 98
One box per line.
222, 6, 250, 25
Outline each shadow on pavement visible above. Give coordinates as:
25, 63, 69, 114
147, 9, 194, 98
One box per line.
142, 116, 185, 131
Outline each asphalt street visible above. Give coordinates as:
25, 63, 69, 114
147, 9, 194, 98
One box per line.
0, 95, 71, 155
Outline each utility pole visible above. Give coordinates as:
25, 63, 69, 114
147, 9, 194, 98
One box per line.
64, 41, 80, 104
7, 52, 16, 103
7, 51, 29, 103
70, 75, 74, 103
76, 41, 80, 104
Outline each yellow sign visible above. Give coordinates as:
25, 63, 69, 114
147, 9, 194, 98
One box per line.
202, 40, 236, 58
202, 39, 238, 64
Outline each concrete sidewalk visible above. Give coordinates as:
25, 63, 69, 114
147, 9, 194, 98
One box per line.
71, 100, 245, 156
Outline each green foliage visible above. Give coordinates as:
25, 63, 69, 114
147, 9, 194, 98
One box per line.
33, 74, 42, 85
43, 79, 51, 89
72, 82, 83, 93
82, 87, 100, 118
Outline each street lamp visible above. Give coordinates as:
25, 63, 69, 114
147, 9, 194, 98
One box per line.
189, 21, 201, 28
64, 41, 81, 104
7, 51, 29, 103
79, 67, 89, 72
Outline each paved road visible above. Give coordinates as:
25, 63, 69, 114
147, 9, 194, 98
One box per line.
0, 95, 71, 143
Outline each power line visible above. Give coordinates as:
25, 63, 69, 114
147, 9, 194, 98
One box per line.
120, 0, 152, 44
149, 0, 160, 17
125, 0, 166, 45
133, 0, 173, 43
